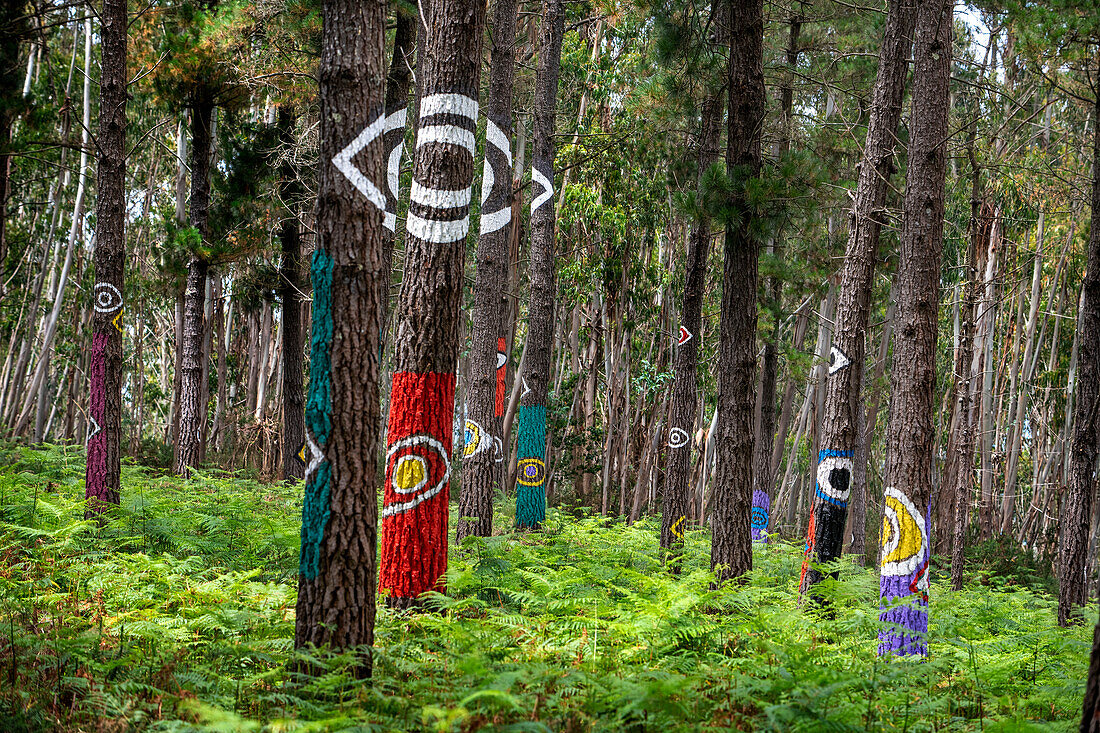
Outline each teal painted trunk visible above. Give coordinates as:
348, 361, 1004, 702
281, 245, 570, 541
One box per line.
515, 404, 547, 528
299, 248, 334, 579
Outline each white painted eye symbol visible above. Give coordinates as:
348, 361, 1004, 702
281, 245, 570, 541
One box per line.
93, 283, 123, 313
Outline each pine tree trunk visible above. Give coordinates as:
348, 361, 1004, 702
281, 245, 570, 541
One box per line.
457, 0, 519, 541
380, 6, 414, 340
277, 106, 306, 481
1058, 50, 1100, 628
661, 20, 724, 565
800, 0, 916, 599
1081, 587, 1100, 732
877, 0, 950, 658
293, 0, 386, 663
380, 0, 486, 605
514, 0, 564, 530
174, 98, 214, 476
85, 0, 127, 512
949, 138, 989, 590
710, 0, 764, 584
751, 12, 800, 543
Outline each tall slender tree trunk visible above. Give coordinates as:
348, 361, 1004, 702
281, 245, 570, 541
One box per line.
380, 6, 414, 340
877, 0, 950, 658
1058, 50, 1100, 628
293, 0, 386, 665
661, 9, 725, 565
277, 106, 306, 481
949, 134, 989, 590
379, 0, 486, 606
85, 0, 127, 511
457, 0, 519, 541
174, 98, 214, 475
751, 12, 800, 543
710, 0, 764, 584
514, 0, 564, 530
800, 0, 916, 599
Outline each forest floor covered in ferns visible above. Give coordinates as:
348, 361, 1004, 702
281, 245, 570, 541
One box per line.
0, 445, 1092, 732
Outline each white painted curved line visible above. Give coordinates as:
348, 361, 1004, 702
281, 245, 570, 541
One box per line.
416, 124, 476, 157
381, 481, 446, 518
531, 167, 553, 213
410, 180, 472, 209
419, 93, 478, 121
303, 429, 325, 486
479, 207, 512, 235
406, 212, 470, 244
385, 107, 407, 132
387, 143, 404, 200
485, 119, 512, 166
481, 159, 494, 207
332, 112, 386, 211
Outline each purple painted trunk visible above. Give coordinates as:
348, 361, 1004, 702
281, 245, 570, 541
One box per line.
878, 491, 931, 657
751, 488, 770, 542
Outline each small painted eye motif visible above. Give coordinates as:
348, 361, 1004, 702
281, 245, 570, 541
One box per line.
93, 283, 123, 313
517, 457, 546, 487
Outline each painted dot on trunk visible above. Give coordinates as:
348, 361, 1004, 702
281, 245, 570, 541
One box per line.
517, 457, 546, 486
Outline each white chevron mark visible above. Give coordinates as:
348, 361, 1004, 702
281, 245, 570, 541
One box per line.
332, 113, 386, 212
531, 167, 553, 213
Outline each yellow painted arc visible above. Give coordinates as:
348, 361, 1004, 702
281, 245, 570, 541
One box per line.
882, 491, 922, 567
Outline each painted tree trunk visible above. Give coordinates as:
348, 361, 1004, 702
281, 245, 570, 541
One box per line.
174, 98, 213, 476
293, 0, 385, 664
710, 0, 764, 584
515, 0, 564, 530
1058, 50, 1100, 628
661, 64, 724, 563
457, 0, 519, 542
799, 0, 916, 599
878, 0, 950, 658
277, 106, 306, 481
85, 0, 127, 512
380, 0, 486, 606
1081, 589, 1100, 732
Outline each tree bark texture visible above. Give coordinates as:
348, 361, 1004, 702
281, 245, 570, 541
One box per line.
380, 6, 414, 337
458, 0, 519, 541
278, 106, 306, 481
878, 0, 950, 659
1058, 50, 1100, 628
710, 0, 763, 584
751, 12, 800, 542
380, 0, 486, 604
661, 73, 724, 563
1082, 583, 1100, 732
799, 0, 916, 598
949, 147, 990, 590
85, 0, 127, 511
294, 0, 385, 663
174, 98, 213, 476
515, 0, 564, 530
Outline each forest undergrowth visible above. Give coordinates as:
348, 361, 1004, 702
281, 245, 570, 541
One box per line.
0, 444, 1093, 732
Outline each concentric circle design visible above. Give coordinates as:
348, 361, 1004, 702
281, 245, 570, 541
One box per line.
517, 457, 546, 487
383, 434, 451, 518
751, 506, 769, 531
93, 283, 123, 313
880, 486, 927, 576
815, 454, 853, 505
668, 427, 690, 449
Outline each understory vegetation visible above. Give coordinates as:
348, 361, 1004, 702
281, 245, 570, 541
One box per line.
0, 445, 1092, 732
